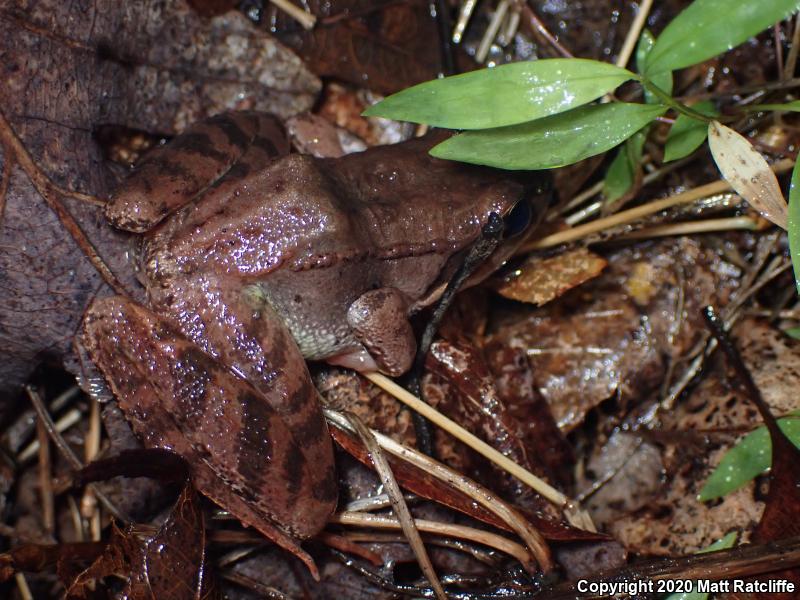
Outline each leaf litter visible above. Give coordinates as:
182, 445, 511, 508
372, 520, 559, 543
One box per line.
4, 0, 800, 598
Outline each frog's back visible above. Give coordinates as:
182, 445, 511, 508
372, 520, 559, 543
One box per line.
141, 131, 544, 289
143, 153, 374, 282
317, 134, 538, 256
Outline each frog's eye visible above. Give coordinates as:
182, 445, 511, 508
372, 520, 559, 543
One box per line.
502, 200, 532, 238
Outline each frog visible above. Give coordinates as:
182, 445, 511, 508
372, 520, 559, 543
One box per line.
79, 111, 550, 576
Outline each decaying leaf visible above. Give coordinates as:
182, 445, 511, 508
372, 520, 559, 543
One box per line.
423, 339, 571, 505
273, 0, 442, 96
491, 239, 738, 431
608, 318, 800, 556
483, 344, 575, 489
66, 484, 218, 600
707, 120, 787, 229
494, 247, 607, 306
0, 449, 218, 598
704, 308, 800, 599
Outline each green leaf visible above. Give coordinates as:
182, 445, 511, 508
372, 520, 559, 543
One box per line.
363, 59, 637, 130
785, 327, 800, 340
663, 533, 738, 600
604, 148, 634, 203
699, 412, 800, 501
603, 128, 647, 203
430, 102, 665, 170
789, 159, 800, 294
646, 0, 800, 75
663, 100, 718, 162
636, 29, 673, 102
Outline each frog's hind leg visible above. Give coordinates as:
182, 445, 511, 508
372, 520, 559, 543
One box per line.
344, 288, 416, 377
81, 295, 328, 579
106, 112, 289, 232
148, 273, 338, 524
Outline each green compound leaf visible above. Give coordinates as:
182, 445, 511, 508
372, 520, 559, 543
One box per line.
363, 59, 637, 130
430, 102, 665, 170
636, 29, 673, 103
663, 100, 718, 162
646, 0, 800, 75
789, 159, 800, 295
699, 412, 800, 502
663, 532, 738, 600
786, 327, 800, 340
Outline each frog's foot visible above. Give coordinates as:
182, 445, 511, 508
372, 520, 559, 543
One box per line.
346, 288, 415, 377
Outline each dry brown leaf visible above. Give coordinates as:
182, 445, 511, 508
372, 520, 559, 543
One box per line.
707, 120, 787, 229
495, 247, 607, 305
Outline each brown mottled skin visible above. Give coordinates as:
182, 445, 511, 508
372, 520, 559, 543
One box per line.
80, 112, 549, 575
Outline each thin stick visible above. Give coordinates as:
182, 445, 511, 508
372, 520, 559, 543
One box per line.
18, 408, 83, 463
342, 531, 500, 565
346, 414, 446, 600
331, 512, 533, 568
775, 23, 785, 77
526, 158, 794, 250
557, 154, 690, 222
521, 4, 573, 58
503, 6, 521, 43
785, 14, 800, 79
362, 374, 568, 508
26, 387, 82, 470
345, 492, 416, 513
67, 494, 86, 542
476, 0, 509, 63
615, 0, 654, 69
25, 386, 125, 522
271, 0, 316, 30
554, 181, 604, 222
82, 396, 102, 540
452, 0, 478, 43
325, 408, 556, 570
14, 573, 33, 600
618, 216, 760, 240
36, 417, 55, 534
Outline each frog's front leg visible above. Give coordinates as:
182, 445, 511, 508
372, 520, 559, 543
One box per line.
343, 288, 416, 377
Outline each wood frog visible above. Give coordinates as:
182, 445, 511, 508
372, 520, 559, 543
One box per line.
80, 111, 550, 575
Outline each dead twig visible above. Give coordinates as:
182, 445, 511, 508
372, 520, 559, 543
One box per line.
527, 158, 794, 251
363, 373, 577, 514
331, 511, 534, 568
521, 3, 573, 58
325, 408, 555, 573
35, 417, 55, 535
0, 108, 127, 295
615, 0, 654, 69
25, 386, 125, 522
345, 413, 446, 600
271, 0, 315, 30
